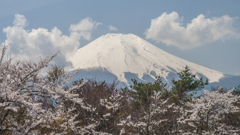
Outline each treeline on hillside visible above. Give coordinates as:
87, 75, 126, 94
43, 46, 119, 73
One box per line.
0, 45, 240, 135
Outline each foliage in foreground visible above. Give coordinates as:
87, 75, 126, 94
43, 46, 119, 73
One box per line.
0, 45, 240, 135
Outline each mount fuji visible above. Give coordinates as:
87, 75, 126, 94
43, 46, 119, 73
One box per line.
69, 33, 240, 90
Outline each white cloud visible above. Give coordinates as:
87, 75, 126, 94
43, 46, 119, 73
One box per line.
13, 14, 28, 27
109, 25, 118, 31
69, 17, 102, 40
145, 11, 240, 49
3, 14, 101, 70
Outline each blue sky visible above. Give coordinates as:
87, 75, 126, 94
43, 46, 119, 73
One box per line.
0, 0, 240, 76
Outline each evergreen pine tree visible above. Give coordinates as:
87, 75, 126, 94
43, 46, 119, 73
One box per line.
171, 66, 209, 102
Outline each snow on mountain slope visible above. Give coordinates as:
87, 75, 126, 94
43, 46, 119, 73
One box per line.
69, 33, 224, 85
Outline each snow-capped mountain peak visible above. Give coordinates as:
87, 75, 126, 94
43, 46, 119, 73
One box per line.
69, 33, 224, 84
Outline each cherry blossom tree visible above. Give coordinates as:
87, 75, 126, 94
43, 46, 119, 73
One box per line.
180, 87, 240, 134
69, 80, 129, 134
0, 45, 90, 134
118, 91, 186, 134
0, 44, 58, 134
